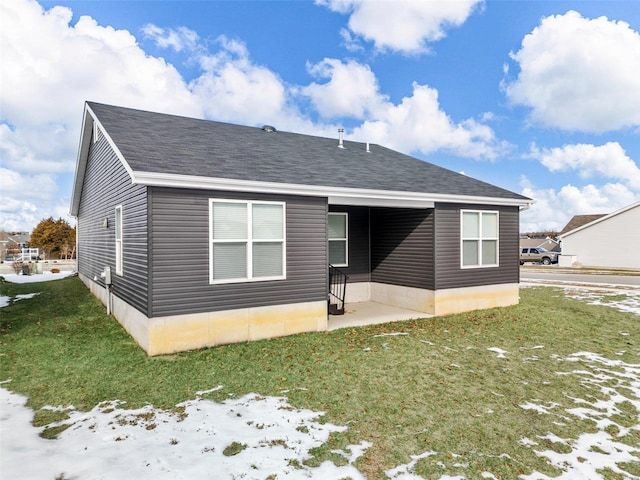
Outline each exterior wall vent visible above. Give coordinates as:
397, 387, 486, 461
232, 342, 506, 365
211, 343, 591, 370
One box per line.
262, 125, 276, 133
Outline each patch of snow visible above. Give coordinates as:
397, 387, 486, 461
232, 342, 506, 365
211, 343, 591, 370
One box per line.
487, 347, 509, 358
385, 450, 437, 479
518, 438, 538, 447
0, 292, 40, 308
519, 402, 559, 415
374, 332, 409, 337
419, 340, 435, 346
523, 280, 640, 316
1, 271, 75, 284
519, 352, 640, 480
0, 387, 369, 479
331, 440, 373, 464
194, 385, 224, 396
481, 473, 499, 479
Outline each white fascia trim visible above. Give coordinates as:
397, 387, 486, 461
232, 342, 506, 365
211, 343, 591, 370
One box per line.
70, 106, 93, 216
70, 103, 136, 216
131, 170, 532, 208
86, 104, 135, 179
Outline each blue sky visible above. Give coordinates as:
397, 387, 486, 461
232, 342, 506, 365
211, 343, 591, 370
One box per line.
2, 0, 639, 233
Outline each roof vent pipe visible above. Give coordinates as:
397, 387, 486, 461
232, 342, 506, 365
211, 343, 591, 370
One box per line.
366, 142, 370, 153
338, 128, 344, 149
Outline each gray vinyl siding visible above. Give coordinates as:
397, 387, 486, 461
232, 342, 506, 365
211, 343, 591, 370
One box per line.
434, 203, 520, 289
149, 188, 327, 317
77, 132, 149, 315
328, 206, 370, 283
370, 207, 435, 290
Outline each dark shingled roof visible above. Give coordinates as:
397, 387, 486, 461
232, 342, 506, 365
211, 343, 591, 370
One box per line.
560, 214, 608, 235
88, 102, 529, 201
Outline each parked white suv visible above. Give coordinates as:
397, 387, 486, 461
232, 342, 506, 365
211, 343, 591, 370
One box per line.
520, 247, 559, 265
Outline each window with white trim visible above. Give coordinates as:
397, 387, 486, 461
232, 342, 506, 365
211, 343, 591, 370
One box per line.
461, 210, 499, 268
210, 199, 286, 284
115, 205, 123, 275
328, 212, 348, 267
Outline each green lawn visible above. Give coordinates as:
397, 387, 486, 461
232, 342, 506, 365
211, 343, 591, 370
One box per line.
1, 275, 638, 479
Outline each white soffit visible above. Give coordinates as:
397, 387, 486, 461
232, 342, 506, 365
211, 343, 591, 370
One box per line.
132, 171, 531, 209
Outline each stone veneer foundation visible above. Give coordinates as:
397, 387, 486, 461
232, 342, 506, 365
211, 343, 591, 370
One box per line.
81, 273, 518, 355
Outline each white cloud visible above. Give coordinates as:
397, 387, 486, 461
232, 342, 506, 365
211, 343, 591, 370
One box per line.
519, 178, 639, 232
339, 28, 364, 53
529, 142, 640, 190
302, 59, 386, 119
0, 0, 508, 233
504, 10, 640, 132
0, 168, 71, 232
318, 0, 483, 54
189, 36, 292, 126
0, 0, 201, 231
350, 82, 510, 160
142, 24, 200, 52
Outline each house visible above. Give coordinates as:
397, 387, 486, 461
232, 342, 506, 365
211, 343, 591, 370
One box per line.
558, 202, 640, 269
559, 214, 607, 236
70, 102, 532, 355
0, 232, 31, 261
519, 237, 560, 253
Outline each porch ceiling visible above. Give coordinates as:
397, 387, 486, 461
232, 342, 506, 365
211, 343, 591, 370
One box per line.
328, 196, 434, 209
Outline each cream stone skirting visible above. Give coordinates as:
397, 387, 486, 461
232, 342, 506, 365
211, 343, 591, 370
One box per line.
370, 282, 435, 313
80, 272, 519, 354
432, 283, 520, 316
79, 273, 327, 356
346, 281, 519, 316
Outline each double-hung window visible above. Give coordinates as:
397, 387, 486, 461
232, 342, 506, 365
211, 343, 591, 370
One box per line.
115, 205, 123, 275
461, 210, 499, 268
328, 213, 348, 267
210, 199, 286, 284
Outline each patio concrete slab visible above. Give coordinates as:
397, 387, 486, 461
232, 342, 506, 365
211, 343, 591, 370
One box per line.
328, 301, 430, 331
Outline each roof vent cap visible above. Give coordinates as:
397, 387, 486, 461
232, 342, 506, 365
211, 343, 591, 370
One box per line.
262, 125, 277, 133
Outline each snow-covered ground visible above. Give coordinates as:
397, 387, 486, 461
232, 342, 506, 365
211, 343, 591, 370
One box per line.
0, 270, 76, 284
0, 384, 368, 479
521, 278, 640, 316
1, 273, 638, 479
0, 271, 75, 307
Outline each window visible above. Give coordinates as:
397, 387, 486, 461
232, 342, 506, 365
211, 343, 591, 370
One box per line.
328, 213, 348, 267
461, 210, 498, 268
210, 200, 285, 283
115, 205, 123, 275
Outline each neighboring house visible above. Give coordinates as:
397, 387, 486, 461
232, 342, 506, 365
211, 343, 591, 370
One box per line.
70, 102, 533, 355
558, 202, 640, 269
559, 214, 607, 236
519, 237, 561, 253
0, 232, 31, 261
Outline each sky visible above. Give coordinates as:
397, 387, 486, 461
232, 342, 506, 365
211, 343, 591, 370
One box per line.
1, 0, 639, 234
